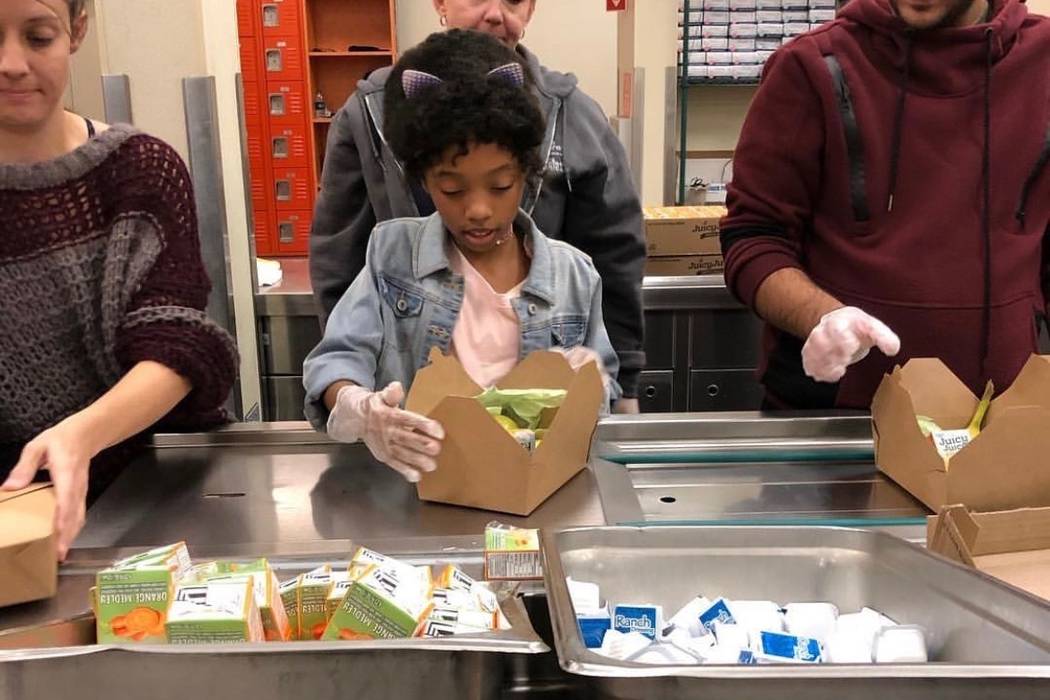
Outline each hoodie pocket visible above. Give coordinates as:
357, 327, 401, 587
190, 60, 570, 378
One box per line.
823, 55, 871, 225
1012, 124, 1050, 234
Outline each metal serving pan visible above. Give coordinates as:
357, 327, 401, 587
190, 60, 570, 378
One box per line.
543, 526, 1050, 699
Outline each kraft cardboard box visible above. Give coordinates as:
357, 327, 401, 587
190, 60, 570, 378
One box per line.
643, 205, 727, 257
0, 484, 57, 608
871, 355, 1050, 513
644, 254, 724, 276
405, 349, 603, 516
927, 505, 1050, 600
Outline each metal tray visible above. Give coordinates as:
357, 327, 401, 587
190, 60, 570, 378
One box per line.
543, 526, 1050, 699
0, 542, 547, 700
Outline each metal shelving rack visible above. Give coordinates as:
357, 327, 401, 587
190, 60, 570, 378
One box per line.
676, 1, 760, 204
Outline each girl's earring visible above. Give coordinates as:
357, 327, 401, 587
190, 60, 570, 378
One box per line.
439, 14, 448, 26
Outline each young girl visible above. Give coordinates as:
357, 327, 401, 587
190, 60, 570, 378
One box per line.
0, 0, 238, 558
303, 30, 620, 483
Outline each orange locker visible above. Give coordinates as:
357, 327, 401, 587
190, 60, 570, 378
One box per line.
274, 211, 312, 255
272, 167, 313, 211
259, 0, 302, 38
263, 36, 304, 83
270, 123, 311, 169
254, 216, 274, 256
265, 81, 308, 125
240, 37, 263, 84
242, 80, 266, 128
237, 0, 257, 37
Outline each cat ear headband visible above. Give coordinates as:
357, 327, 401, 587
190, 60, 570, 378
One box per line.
402, 62, 525, 99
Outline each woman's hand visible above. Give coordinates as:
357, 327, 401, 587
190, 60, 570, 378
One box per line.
1, 415, 98, 561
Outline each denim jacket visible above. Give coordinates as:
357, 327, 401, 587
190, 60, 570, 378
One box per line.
303, 210, 622, 429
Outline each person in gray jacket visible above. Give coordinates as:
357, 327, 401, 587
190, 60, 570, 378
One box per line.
309, 0, 646, 411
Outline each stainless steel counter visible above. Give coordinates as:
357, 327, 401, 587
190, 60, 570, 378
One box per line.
0, 413, 959, 699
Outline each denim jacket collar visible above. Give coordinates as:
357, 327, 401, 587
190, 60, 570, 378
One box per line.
414, 210, 557, 307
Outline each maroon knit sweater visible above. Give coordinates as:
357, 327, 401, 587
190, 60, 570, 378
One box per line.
0, 125, 239, 495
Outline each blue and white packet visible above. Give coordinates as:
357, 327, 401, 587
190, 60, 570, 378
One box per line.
577, 605, 612, 649
698, 598, 736, 634
757, 630, 823, 663
613, 604, 664, 641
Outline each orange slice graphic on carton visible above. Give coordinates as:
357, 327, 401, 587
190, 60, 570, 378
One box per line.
110, 607, 165, 641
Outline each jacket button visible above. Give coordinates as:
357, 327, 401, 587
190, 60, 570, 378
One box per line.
527, 303, 538, 316
396, 297, 408, 313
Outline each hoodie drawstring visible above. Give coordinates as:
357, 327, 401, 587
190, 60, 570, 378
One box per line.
886, 36, 912, 212
980, 28, 994, 370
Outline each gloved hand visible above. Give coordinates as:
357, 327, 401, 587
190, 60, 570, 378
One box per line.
327, 382, 445, 483
802, 307, 901, 383
554, 345, 606, 376
553, 345, 615, 412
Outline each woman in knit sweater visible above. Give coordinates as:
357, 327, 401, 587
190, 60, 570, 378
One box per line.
0, 0, 238, 559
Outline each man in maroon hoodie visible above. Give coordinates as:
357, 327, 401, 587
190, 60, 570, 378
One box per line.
721, 0, 1050, 409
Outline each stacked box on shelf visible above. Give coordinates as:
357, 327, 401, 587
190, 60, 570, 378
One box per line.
642, 206, 728, 276
679, 0, 840, 82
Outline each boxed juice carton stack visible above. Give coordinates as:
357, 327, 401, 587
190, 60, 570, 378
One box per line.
92, 543, 511, 645
642, 206, 727, 276
677, 0, 838, 83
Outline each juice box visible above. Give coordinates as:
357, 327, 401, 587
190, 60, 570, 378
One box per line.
165, 578, 265, 644
95, 543, 192, 644
325, 572, 353, 621
298, 565, 333, 640
201, 559, 291, 641
436, 565, 476, 591
350, 547, 432, 591
278, 576, 301, 640
322, 566, 433, 641
484, 524, 542, 580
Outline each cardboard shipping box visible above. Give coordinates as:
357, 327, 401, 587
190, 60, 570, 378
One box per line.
644, 254, 724, 276
928, 505, 1050, 600
0, 484, 57, 608
405, 349, 603, 516
643, 206, 727, 257
871, 355, 1050, 513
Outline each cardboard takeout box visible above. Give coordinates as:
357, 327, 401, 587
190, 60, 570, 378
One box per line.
405, 349, 603, 516
928, 505, 1050, 600
871, 355, 1050, 512
0, 484, 57, 608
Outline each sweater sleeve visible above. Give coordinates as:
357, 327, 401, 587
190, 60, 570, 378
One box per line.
112, 136, 239, 427
720, 47, 825, 308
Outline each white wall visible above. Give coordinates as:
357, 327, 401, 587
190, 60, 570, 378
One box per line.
395, 0, 618, 117
1031, 0, 1050, 14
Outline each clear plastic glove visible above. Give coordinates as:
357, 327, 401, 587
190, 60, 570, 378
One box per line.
553, 346, 615, 412
327, 382, 445, 483
554, 345, 606, 377
802, 307, 901, 383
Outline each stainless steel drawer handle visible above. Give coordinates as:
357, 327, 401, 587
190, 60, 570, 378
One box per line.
644, 385, 658, 398
706, 383, 720, 397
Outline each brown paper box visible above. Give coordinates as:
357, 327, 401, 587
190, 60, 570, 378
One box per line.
871, 355, 1050, 513
643, 205, 727, 257
644, 254, 724, 276
927, 505, 1050, 600
0, 484, 57, 608
405, 349, 603, 516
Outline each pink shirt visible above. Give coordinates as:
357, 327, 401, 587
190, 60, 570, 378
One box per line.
448, 243, 526, 388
